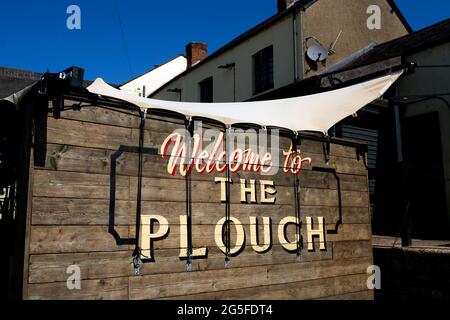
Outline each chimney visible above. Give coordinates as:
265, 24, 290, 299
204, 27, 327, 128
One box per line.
185, 42, 208, 68
277, 0, 296, 13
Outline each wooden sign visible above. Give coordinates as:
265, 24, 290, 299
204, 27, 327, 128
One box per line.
140, 130, 325, 260
22, 102, 374, 300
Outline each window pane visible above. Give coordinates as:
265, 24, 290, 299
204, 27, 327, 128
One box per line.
199, 77, 213, 102
253, 46, 274, 94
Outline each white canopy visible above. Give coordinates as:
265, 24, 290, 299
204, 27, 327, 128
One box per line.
87, 71, 402, 133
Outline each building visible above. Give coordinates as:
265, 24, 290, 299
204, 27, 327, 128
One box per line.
1, 70, 377, 300
150, 0, 410, 102
0, 67, 42, 98
328, 19, 450, 240
119, 55, 187, 97
146, 0, 449, 241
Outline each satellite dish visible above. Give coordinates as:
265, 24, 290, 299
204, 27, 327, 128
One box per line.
307, 45, 329, 62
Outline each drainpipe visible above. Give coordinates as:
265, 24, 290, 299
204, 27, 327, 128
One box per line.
296, 8, 306, 81
292, 12, 299, 82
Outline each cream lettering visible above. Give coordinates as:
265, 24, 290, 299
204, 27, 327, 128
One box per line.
139, 215, 326, 259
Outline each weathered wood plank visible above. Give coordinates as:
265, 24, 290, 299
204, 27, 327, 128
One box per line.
29, 226, 129, 254
128, 257, 372, 299
28, 240, 371, 284
29, 224, 370, 254
162, 273, 370, 300
56, 102, 136, 128
28, 243, 334, 284
333, 240, 372, 260
55, 104, 360, 159
128, 223, 372, 250
45, 117, 366, 176
32, 198, 370, 225
317, 289, 374, 300
27, 277, 129, 300
47, 118, 134, 150
129, 176, 369, 206
26, 108, 372, 300
42, 144, 368, 188
31, 170, 369, 207
32, 170, 130, 200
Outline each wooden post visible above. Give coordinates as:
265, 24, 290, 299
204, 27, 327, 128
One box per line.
8, 96, 36, 299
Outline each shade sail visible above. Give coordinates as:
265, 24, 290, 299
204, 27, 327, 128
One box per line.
87, 71, 402, 133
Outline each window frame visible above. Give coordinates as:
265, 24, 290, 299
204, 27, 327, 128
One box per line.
199, 76, 214, 103
253, 45, 274, 95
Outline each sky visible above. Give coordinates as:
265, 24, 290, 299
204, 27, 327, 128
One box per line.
0, 0, 449, 85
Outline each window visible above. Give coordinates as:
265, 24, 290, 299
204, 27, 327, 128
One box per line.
199, 77, 213, 102
253, 46, 274, 95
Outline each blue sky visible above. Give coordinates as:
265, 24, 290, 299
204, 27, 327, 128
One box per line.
0, 0, 448, 84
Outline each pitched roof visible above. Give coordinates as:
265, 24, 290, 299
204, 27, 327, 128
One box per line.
120, 54, 185, 87
150, 0, 318, 97
250, 18, 450, 101
150, 0, 411, 97
0, 66, 42, 98
0, 66, 116, 98
386, 0, 413, 33
336, 18, 450, 71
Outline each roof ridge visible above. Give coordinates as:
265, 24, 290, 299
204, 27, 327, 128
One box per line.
373, 17, 450, 50
120, 54, 186, 86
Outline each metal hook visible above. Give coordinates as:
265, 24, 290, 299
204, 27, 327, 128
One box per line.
224, 254, 231, 268
133, 254, 143, 276
186, 255, 193, 272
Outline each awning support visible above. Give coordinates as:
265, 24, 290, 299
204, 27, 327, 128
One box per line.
132, 108, 147, 275
224, 126, 232, 268
185, 117, 194, 272
291, 132, 304, 261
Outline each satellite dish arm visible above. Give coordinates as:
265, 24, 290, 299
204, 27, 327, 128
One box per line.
305, 36, 324, 47
329, 30, 343, 55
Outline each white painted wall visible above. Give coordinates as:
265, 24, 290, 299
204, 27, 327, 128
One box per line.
153, 13, 299, 102
120, 56, 187, 97
151, 0, 408, 103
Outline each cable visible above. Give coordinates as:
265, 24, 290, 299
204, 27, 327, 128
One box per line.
133, 109, 146, 261
224, 126, 231, 267
291, 135, 303, 259
395, 95, 450, 109
113, 0, 134, 78
415, 64, 450, 69
185, 118, 193, 271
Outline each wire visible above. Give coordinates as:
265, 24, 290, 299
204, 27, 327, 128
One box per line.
133, 110, 145, 258
415, 64, 450, 69
185, 119, 193, 263
113, 0, 134, 79
225, 127, 231, 265
395, 95, 450, 109
291, 137, 303, 256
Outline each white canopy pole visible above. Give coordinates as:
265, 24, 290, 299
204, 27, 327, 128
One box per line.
87, 71, 403, 133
